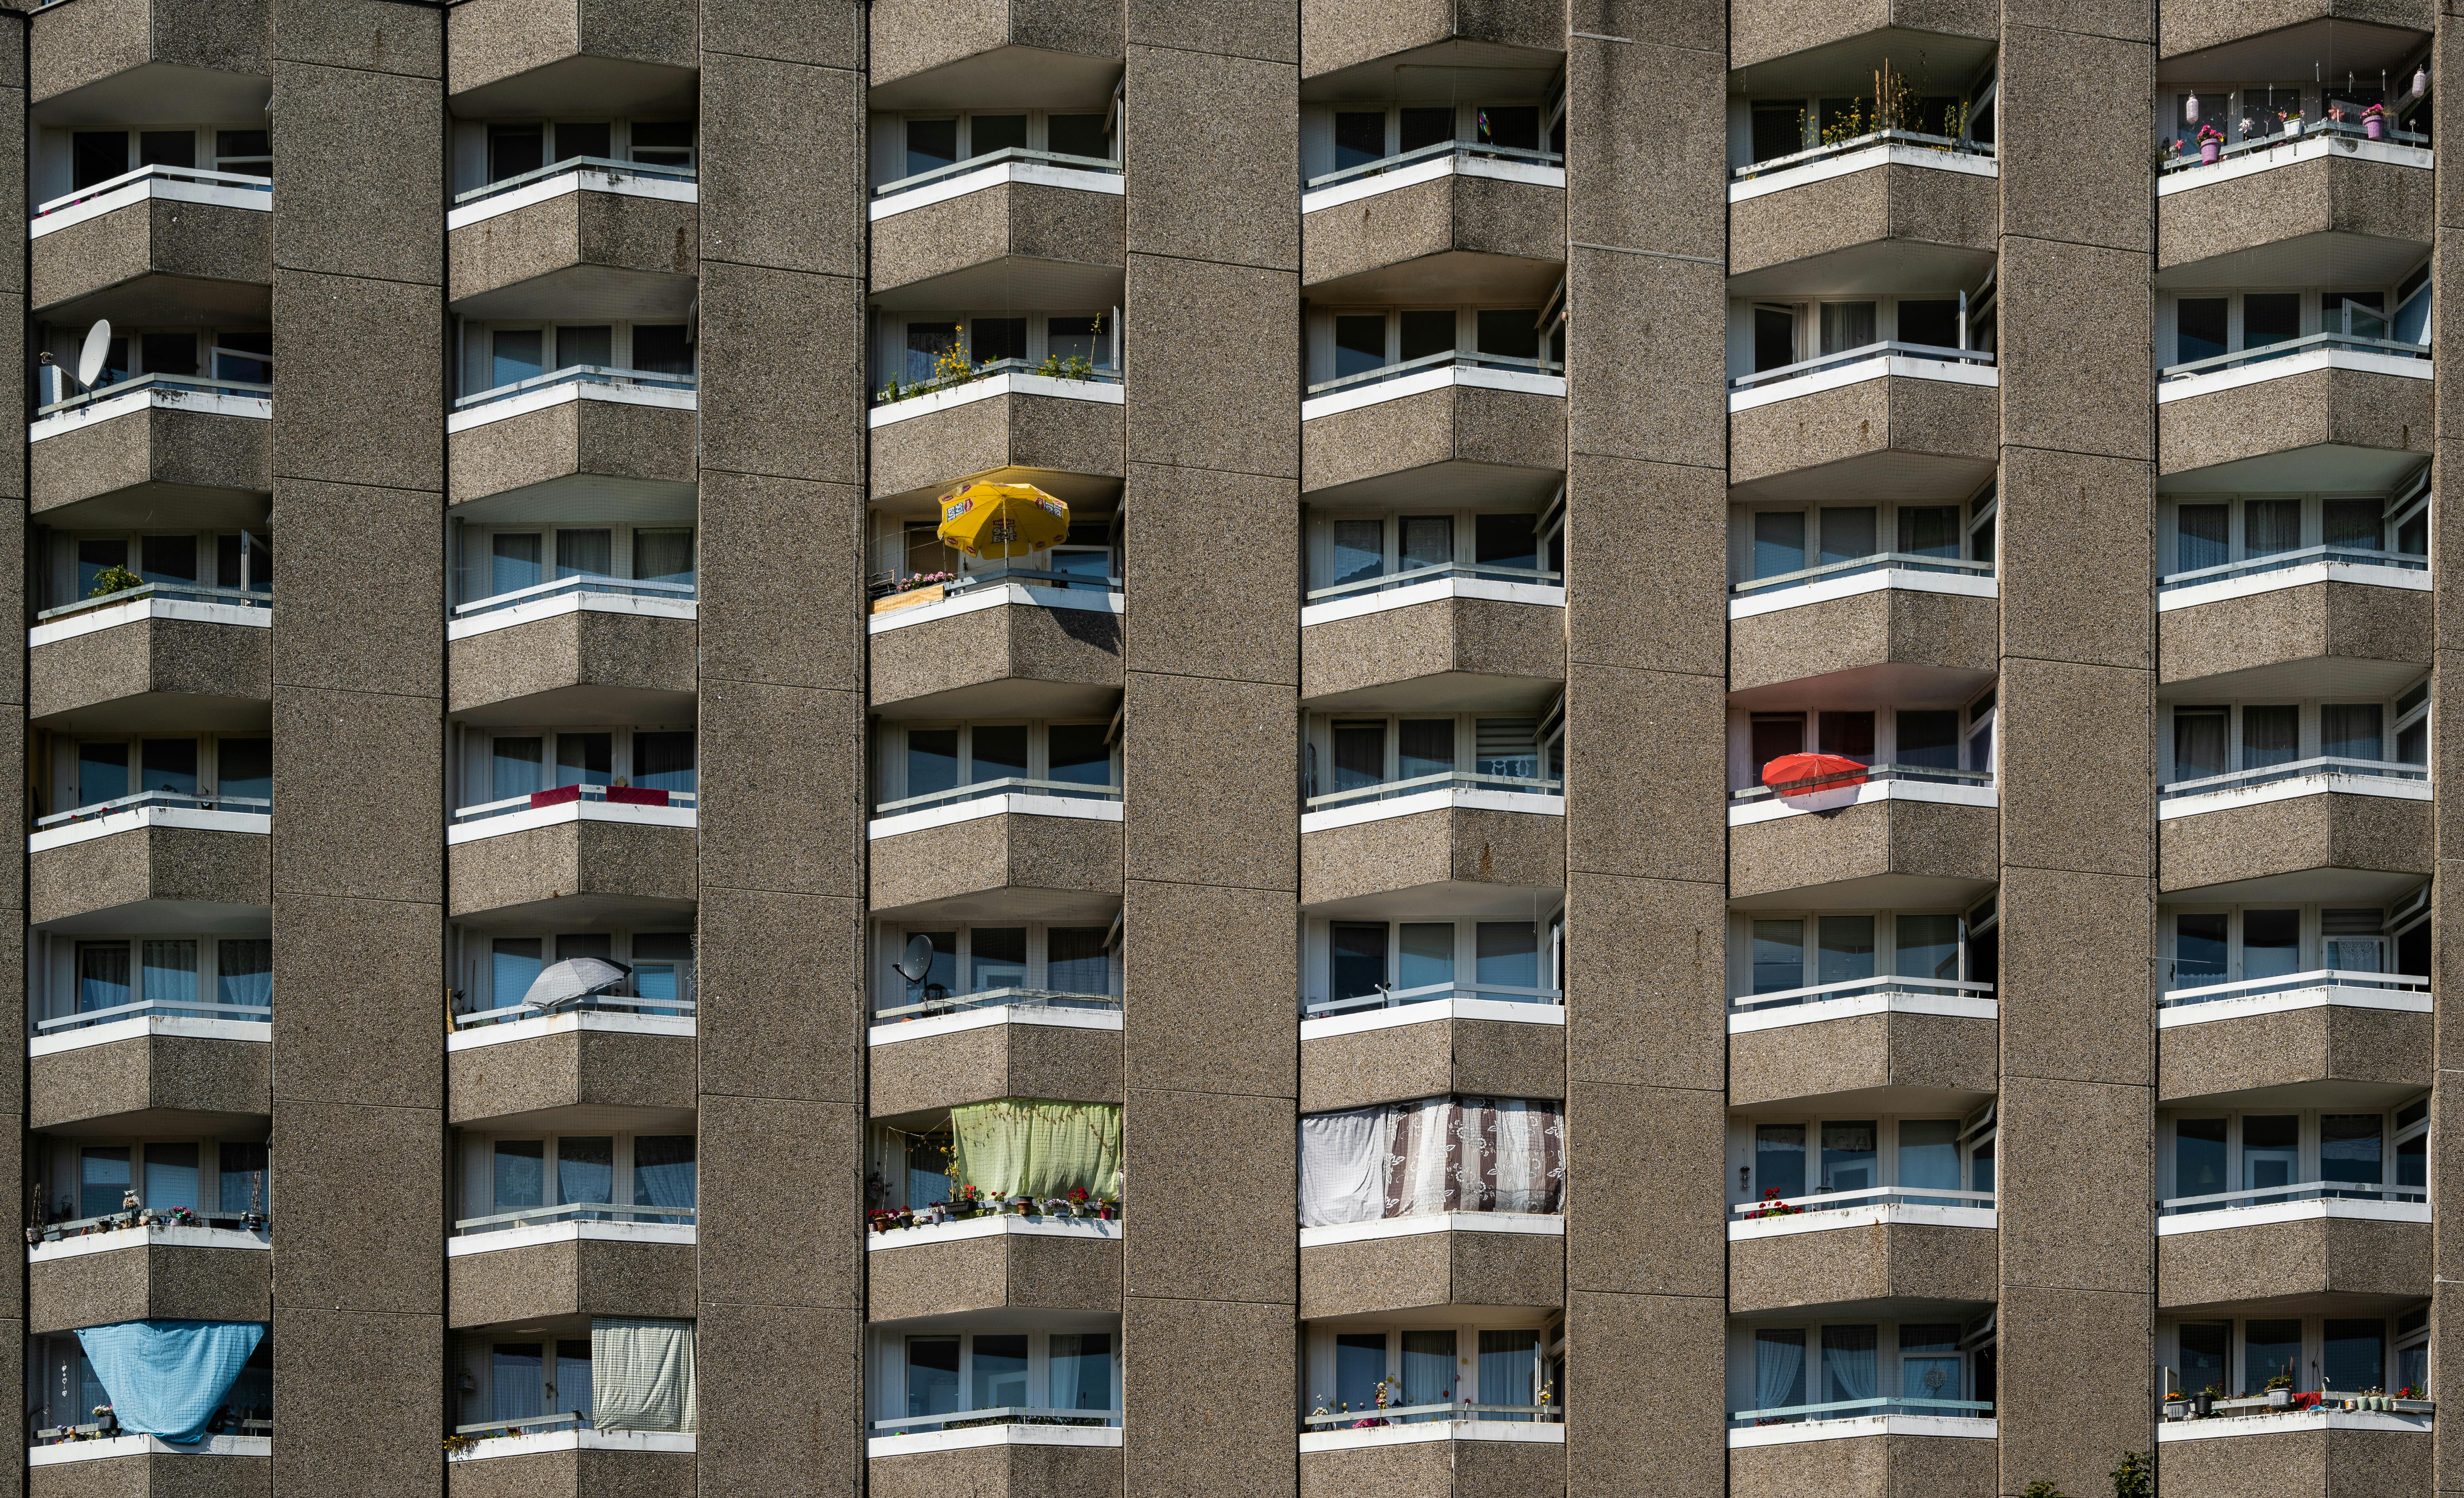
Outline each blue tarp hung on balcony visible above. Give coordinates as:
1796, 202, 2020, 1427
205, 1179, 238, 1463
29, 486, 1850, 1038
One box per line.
75, 1319, 265, 1444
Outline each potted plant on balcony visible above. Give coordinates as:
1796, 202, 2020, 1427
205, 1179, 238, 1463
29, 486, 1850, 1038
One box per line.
2279, 106, 2303, 138
2365, 102, 2389, 139
87, 565, 143, 600
2197, 124, 2225, 164
2265, 1374, 2293, 1408
947, 1183, 984, 1220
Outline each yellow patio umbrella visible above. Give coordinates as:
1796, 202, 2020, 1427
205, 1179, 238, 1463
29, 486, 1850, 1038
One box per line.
936, 481, 1071, 560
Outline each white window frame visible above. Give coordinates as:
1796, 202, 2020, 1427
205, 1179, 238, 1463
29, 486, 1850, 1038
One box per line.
872, 719, 1121, 807
458, 1130, 698, 1222
2156, 1107, 2415, 1201
2158, 901, 2404, 988
879, 921, 1122, 1004
2160, 691, 2423, 785
37, 1135, 269, 1223
458, 725, 698, 807
53, 731, 269, 814
1305, 505, 1563, 592
454, 927, 697, 1013
1729, 1114, 1987, 1211
1300, 1320, 1553, 1420
870, 1327, 1123, 1426
457, 522, 699, 605
1725, 909, 1977, 1001
1304, 911, 1565, 1010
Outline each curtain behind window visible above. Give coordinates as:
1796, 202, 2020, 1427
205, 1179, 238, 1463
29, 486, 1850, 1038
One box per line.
1822, 1325, 1878, 1402
1754, 1329, 1805, 1412
1298, 1105, 1386, 1226
218, 939, 271, 1008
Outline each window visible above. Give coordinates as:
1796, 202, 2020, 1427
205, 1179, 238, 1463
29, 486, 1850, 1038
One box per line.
1737, 1323, 1980, 1421
879, 310, 1113, 387
1308, 916, 1559, 1015
887, 1331, 1118, 1427
480, 118, 688, 184
472, 321, 690, 393
1731, 495, 1992, 586
458, 1131, 697, 1230
1734, 700, 1992, 793
456, 928, 693, 1018
1733, 910, 1974, 1006
52, 528, 269, 608
1304, 1323, 1548, 1426
887, 110, 1115, 185
465, 728, 694, 805
1305, 712, 1562, 804
54, 733, 268, 814
2159, 491, 2428, 583
2161, 1109, 2424, 1209
1737, 1116, 1989, 1210
34, 1137, 268, 1226
1306, 507, 1562, 593
2161, 694, 2427, 788
46, 935, 269, 1026
2164, 282, 2433, 374
1309, 306, 1555, 386
881, 924, 1117, 1012
460, 525, 695, 604
1737, 294, 1979, 379
874, 720, 1119, 813
2164, 1312, 2426, 1398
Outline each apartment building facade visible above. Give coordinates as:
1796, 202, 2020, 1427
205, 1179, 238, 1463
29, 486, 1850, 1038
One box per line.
0, 0, 2452, 1496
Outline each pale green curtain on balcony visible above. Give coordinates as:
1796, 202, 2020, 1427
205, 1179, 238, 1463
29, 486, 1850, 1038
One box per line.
949, 1101, 1123, 1197
591, 1317, 695, 1432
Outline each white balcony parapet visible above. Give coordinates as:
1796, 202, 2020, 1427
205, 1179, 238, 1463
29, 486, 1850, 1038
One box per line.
2157, 122, 2429, 187
1729, 1186, 1995, 1240
31, 582, 270, 648
869, 364, 1123, 427
1729, 554, 1995, 621
869, 1213, 1121, 1251
452, 1201, 695, 1238
2159, 969, 2428, 1027
872, 147, 1123, 213
1728, 974, 1995, 1023
450, 1426, 694, 1460
1300, 1402, 1561, 1452
1299, 1210, 1561, 1249
449, 365, 696, 433
1728, 341, 1995, 414
2157, 1180, 2426, 1235
449, 574, 697, 640
1730, 130, 1996, 194
29, 791, 269, 854
1727, 1400, 1995, 1445
1302, 352, 1563, 422
1304, 565, 1564, 629
2157, 757, 2427, 819
2158, 1402, 2430, 1440
1304, 141, 1564, 213
447, 1212, 695, 1257
30, 163, 271, 238
869, 575, 1122, 634
867, 1413, 1121, 1458
28, 1217, 267, 1261
448, 158, 697, 229
30, 1434, 269, 1464
448, 784, 696, 844
34, 996, 271, 1037
450, 997, 695, 1034
1304, 980, 1562, 1022
1729, 765, 1994, 826
29, 1012, 273, 1058
1302, 996, 1564, 1046
30, 373, 271, 441
2158, 333, 2429, 403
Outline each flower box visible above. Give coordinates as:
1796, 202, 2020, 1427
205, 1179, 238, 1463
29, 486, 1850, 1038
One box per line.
871, 585, 945, 615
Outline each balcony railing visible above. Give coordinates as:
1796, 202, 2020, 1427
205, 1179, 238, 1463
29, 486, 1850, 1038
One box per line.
454, 574, 696, 620
1304, 980, 1562, 1020
37, 580, 271, 624
1307, 139, 1564, 190
2159, 755, 2425, 802
2159, 1180, 2426, 1216
1731, 553, 1992, 597
870, 1406, 1122, 1436
1729, 1396, 1993, 1428
1729, 340, 1995, 393
1728, 974, 1992, 1016
452, 155, 697, 208
941, 565, 1119, 595
452, 784, 697, 824
452, 993, 695, 1029
1302, 1400, 1561, 1430
37, 371, 272, 418
35, 789, 270, 828
455, 364, 695, 414
452, 1201, 697, 1235
2159, 543, 2428, 592
1730, 763, 1991, 804
2160, 969, 2428, 1010
454, 1411, 591, 1440
872, 355, 1122, 408
33, 162, 272, 220
32, 1207, 265, 1243
1307, 561, 1562, 603
36, 997, 270, 1035
1305, 769, 1562, 812
874, 776, 1121, 818
874, 985, 1120, 1022
1307, 349, 1561, 399
2162, 1391, 2433, 1420
2161, 331, 2428, 382
1734, 1185, 1995, 1220
2160, 117, 2429, 176
874, 146, 1123, 199
37, 1415, 271, 1446
1732, 128, 1995, 181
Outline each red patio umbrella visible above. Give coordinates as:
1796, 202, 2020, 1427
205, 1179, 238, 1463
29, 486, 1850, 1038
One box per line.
1761, 753, 1870, 795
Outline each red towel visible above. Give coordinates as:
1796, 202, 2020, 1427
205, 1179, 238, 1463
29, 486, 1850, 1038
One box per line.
606, 787, 670, 806
529, 785, 582, 808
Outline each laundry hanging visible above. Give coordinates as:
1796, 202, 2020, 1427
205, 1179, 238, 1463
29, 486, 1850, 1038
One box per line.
592, 1318, 696, 1432
1297, 1095, 1565, 1227
74, 1320, 264, 1444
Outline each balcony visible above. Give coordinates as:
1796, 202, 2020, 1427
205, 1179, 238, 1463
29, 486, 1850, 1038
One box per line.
449, 158, 697, 320
2159, 762, 2429, 901
449, 365, 698, 511
1300, 992, 1562, 1114
1302, 142, 1564, 305
1729, 133, 1997, 300
1300, 775, 1563, 913
29, 789, 270, 932
870, 568, 1123, 720
1302, 352, 1565, 507
29, 1432, 270, 1494
1726, 1401, 1997, 1487
868, 0, 1121, 109
1728, 343, 1996, 504
448, 784, 697, 925
869, 992, 1121, 1118
872, 149, 1123, 307
31, 375, 271, 525
448, 1201, 696, 1331
30, 165, 271, 325
1728, 1186, 1997, 1313
2159, 971, 2430, 1104
1302, 562, 1564, 713
2158, 121, 2430, 288
450, 577, 697, 725
1729, 975, 1998, 1110
1732, 568, 1996, 700
448, 1427, 695, 1496
871, 362, 1124, 505
867, 1212, 1124, 1323
30, 582, 271, 732
1299, 1210, 1562, 1320
2159, 330, 2430, 491
1729, 772, 1997, 907
2158, 1182, 2428, 1312
1297, 1402, 1562, 1492
27, 0, 268, 116
2157, 1394, 2429, 1497
449, 994, 696, 1125
868, 778, 1122, 922
27, 1212, 269, 1333
448, 1321, 698, 1473
2161, 555, 2428, 708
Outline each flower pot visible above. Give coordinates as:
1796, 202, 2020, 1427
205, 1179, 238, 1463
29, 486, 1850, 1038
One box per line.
2267, 1387, 2291, 1409
2164, 1401, 2188, 1421
2200, 141, 2219, 164
2366, 117, 2385, 139
2192, 1393, 2213, 1417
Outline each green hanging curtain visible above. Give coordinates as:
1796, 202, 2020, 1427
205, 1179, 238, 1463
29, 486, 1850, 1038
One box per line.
949, 1100, 1123, 1197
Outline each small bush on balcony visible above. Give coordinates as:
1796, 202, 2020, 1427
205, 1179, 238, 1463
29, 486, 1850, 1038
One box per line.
87, 565, 143, 598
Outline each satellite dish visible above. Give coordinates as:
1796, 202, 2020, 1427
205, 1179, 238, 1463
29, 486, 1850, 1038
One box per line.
75, 320, 111, 390
892, 935, 936, 984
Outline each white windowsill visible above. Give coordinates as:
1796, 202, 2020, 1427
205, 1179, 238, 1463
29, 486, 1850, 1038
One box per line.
30, 1436, 270, 1465
1729, 141, 1997, 203
1300, 997, 1565, 1043
868, 1215, 1122, 1251
30, 597, 269, 650
2159, 984, 2430, 1029
1727, 992, 1997, 1035
1299, 1211, 1562, 1248
1302, 576, 1564, 629
1728, 1203, 1995, 1241
870, 582, 1123, 635
1303, 154, 1564, 215
1301, 787, 1562, 836
30, 175, 270, 239
1728, 777, 1995, 827
869, 1001, 1122, 1048
1729, 568, 1996, 622
29, 1015, 271, 1058
869, 792, 1121, 841
870, 159, 1124, 221
869, 371, 1124, 429
2158, 1197, 2428, 1236
29, 1224, 268, 1263
29, 806, 267, 854
447, 1011, 695, 1052
447, 799, 696, 845
1729, 1416, 1995, 1448
2158, 560, 2430, 612
2156, 135, 2432, 198
448, 167, 698, 231
450, 1430, 695, 1462
447, 1219, 696, 1257
30, 387, 269, 443
868, 1424, 1120, 1458
1302, 365, 1563, 423
448, 378, 695, 435
448, 590, 696, 642
2158, 346, 2432, 405
2158, 1410, 2429, 1440
1728, 355, 1996, 415
2157, 772, 2428, 822
1300, 1420, 1564, 1453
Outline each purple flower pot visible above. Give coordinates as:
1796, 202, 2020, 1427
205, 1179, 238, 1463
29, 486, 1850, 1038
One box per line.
2200, 141, 2219, 164
2366, 117, 2385, 140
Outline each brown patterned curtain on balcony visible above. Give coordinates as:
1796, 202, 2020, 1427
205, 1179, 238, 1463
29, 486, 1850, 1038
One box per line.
1298, 1096, 1565, 1227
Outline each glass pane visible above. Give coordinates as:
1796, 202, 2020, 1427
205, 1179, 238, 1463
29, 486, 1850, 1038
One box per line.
2242, 908, 2300, 979
2179, 1322, 2229, 1396
1399, 719, 1455, 780
2241, 1114, 2299, 1193
1751, 103, 1803, 162
2325, 1321, 2385, 1393
1895, 913, 1961, 983
138, 533, 198, 584
971, 724, 1028, 780
1332, 519, 1383, 585
554, 732, 612, 787
633, 325, 692, 375
2241, 705, 2298, 768
1905, 1355, 1961, 1402
1400, 310, 1456, 363
1046, 316, 1102, 366
1754, 1328, 1806, 1410
1330, 922, 1387, 999
1899, 506, 1960, 558
78, 740, 129, 805
2176, 504, 2229, 573
2322, 704, 2383, 761
556, 326, 612, 371
2244, 294, 2300, 351
1475, 513, 1538, 572
1475, 309, 1539, 361
1821, 1325, 1878, 1403
905, 1130, 951, 1206
1821, 1120, 1878, 1193
631, 1135, 695, 1208
553, 1340, 592, 1417
1400, 107, 1452, 152
2173, 913, 2228, 986
1050, 1332, 1113, 1413
2177, 298, 2227, 363
492, 937, 543, 1008
970, 316, 1026, 365
2173, 710, 2227, 781
1047, 723, 1112, 787
218, 738, 270, 803
1398, 923, 1453, 992
1331, 721, 1384, 791
904, 118, 957, 177
76, 941, 130, 1014
1334, 1332, 1386, 1413
557, 1137, 613, 1208
139, 738, 197, 799
635, 731, 695, 794
1475, 922, 1539, 990
1473, 718, 1538, 779
905, 1337, 960, 1417
492, 1139, 544, 1212
2245, 1320, 2302, 1394
1818, 507, 1876, 564
1334, 314, 1386, 378
968, 114, 1026, 156
141, 939, 197, 1009
1477, 106, 1538, 149
969, 927, 1026, 992
1750, 714, 1805, 770
972, 1334, 1029, 1411
144, 1142, 199, 1213
2321, 1114, 2383, 1186
1817, 915, 1875, 985
80, 1147, 131, 1218
2174, 1116, 2227, 1201
1754, 305, 1796, 372
629, 120, 692, 164
1819, 711, 1875, 761
1969, 1138, 1993, 1193
1750, 919, 1804, 994
492, 329, 544, 389
1334, 111, 1386, 169
491, 533, 543, 596
492, 1344, 544, 1422
71, 131, 128, 191
1399, 515, 1452, 570
77, 538, 130, 599
1819, 301, 1876, 355
1401, 1329, 1456, 1411
1897, 710, 1960, 769
217, 1141, 268, 1215
554, 529, 613, 579
1047, 115, 1107, 160
1752, 510, 1807, 578
1755, 1124, 1806, 1199
1897, 300, 1958, 350
2323, 499, 2381, 550
1047, 927, 1110, 996
1897, 1118, 1960, 1190
905, 728, 959, 799
2245, 499, 2300, 556
1479, 1330, 1539, 1416
904, 320, 957, 384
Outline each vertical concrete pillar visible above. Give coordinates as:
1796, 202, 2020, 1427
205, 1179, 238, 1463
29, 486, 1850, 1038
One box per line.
1994, 3, 2157, 1493
1118, 4, 1302, 1493
264, 3, 446, 1496
1560, 2, 1731, 1494
692, 3, 872, 1492
2428, 14, 2464, 1498
0, 14, 26, 1463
